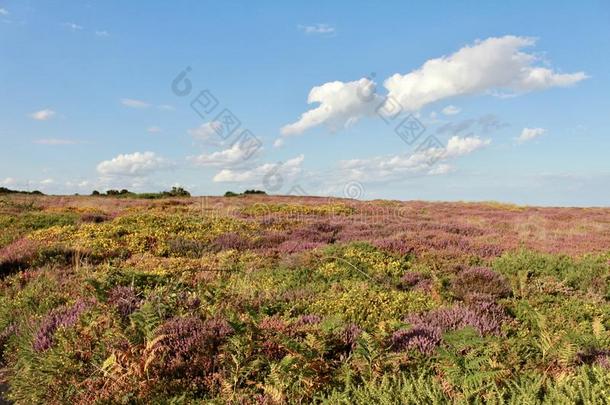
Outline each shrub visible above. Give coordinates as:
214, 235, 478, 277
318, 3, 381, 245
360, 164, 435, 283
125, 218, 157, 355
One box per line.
391, 326, 441, 354
151, 316, 233, 380
405, 299, 507, 337
107, 285, 141, 318
33, 299, 91, 352
451, 267, 511, 300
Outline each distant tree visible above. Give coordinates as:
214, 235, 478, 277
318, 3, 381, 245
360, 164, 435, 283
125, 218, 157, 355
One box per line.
106, 189, 119, 196
167, 186, 190, 197
31, 190, 44, 195
243, 189, 267, 195
91, 190, 100, 196
119, 189, 130, 195
224, 191, 239, 197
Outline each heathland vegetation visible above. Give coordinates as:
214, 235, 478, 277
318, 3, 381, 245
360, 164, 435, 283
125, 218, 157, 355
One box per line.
0, 194, 608, 403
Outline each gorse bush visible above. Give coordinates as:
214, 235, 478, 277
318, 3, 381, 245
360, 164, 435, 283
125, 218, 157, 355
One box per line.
0, 196, 609, 403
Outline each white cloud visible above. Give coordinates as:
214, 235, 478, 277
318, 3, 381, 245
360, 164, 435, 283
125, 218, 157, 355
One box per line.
190, 141, 261, 167
213, 154, 304, 183
0, 177, 16, 186
281, 78, 382, 136
147, 126, 162, 133
63, 22, 83, 31
188, 121, 223, 142
442, 105, 461, 115
40, 178, 54, 185
445, 135, 490, 157
273, 138, 285, 148
157, 104, 175, 111
120, 98, 150, 108
33, 138, 76, 145
428, 164, 455, 175
298, 24, 335, 35
96, 151, 171, 176
338, 135, 489, 182
95, 30, 109, 37
517, 127, 546, 143
284, 36, 586, 135
29, 109, 55, 121
384, 36, 587, 111
0, 8, 8, 16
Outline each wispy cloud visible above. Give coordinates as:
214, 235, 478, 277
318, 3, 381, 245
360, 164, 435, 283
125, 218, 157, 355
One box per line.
95, 30, 110, 37
120, 98, 150, 109
442, 105, 461, 116
517, 127, 546, 143
33, 138, 77, 145
62, 22, 83, 31
147, 126, 162, 133
0, 8, 8, 16
29, 109, 56, 121
298, 23, 335, 35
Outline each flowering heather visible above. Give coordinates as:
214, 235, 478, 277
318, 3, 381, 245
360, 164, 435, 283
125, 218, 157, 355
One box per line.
451, 267, 511, 300
372, 238, 415, 256
577, 349, 610, 369
0, 237, 39, 274
107, 285, 141, 318
391, 326, 441, 355
277, 240, 324, 254
295, 314, 322, 326
211, 232, 251, 251
33, 299, 90, 352
406, 299, 507, 337
340, 323, 362, 351
400, 272, 432, 292
153, 316, 233, 377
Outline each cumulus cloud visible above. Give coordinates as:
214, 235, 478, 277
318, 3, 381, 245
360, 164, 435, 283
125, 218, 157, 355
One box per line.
29, 109, 55, 121
33, 138, 76, 145
188, 121, 223, 142
384, 36, 586, 110
190, 141, 261, 167
298, 24, 335, 35
442, 105, 461, 115
96, 152, 171, 176
281, 78, 382, 136
213, 155, 304, 183
120, 98, 150, 108
283, 36, 586, 135
517, 127, 546, 143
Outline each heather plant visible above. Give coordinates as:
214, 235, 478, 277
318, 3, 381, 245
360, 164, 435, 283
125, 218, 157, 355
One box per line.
33, 298, 91, 352
107, 285, 142, 318
450, 266, 511, 300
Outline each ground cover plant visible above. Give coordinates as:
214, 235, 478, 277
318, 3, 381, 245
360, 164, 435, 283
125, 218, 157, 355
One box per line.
0, 194, 609, 404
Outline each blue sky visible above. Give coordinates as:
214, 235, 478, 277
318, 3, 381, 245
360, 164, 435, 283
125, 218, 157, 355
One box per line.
1, 1, 609, 206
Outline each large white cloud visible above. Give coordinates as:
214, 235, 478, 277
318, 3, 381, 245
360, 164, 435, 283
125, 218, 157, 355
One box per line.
282, 36, 587, 135
96, 152, 171, 176
384, 36, 586, 110
280, 78, 383, 136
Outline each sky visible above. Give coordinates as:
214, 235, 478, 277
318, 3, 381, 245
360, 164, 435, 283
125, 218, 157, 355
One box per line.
1, 0, 609, 206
